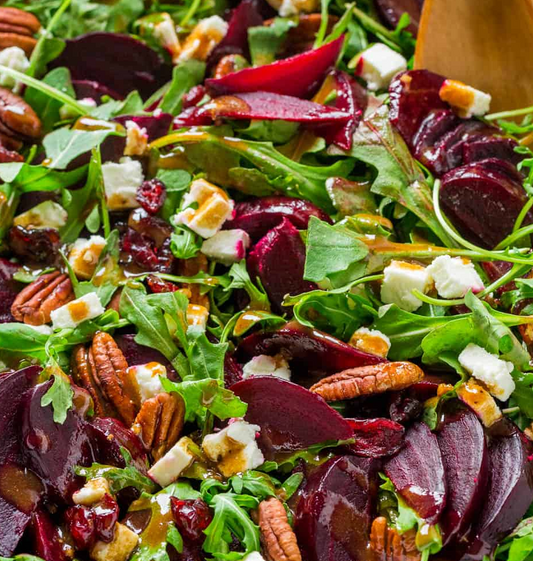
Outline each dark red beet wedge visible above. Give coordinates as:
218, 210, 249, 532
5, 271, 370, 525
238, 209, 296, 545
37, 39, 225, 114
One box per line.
389, 69, 447, 145
295, 455, 379, 561
375, 0, 422, 35
0, 495, 33, 556
206, 36, 344, 99
225, 196, 331, 242
224, 353, 244, 388
437, 406, 489, 544
237, 321, 385, 378
247, 218, 317, 313
51, 32, 172, 99
72, 79, 122, 102
440, 159, 531, 248
347, 418, 405, 458
464, 421, 533, 560
462, 135, 521, 167
384, 421, 446, 524
114, 112, 173, 142
230, 376, 354, 458
31, 509, 69, 561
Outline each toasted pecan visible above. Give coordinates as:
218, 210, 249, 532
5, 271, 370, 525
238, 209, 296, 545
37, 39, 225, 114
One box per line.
370, 517, 420, 561
310, 362, 424, 401
11, 271, 73, 325
0, 8, 40, 55
258, 497, 301, 561
133, 392, 185, 460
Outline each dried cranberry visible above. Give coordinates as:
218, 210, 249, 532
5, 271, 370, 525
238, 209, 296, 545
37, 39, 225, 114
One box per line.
136, 179, 167, 215
94, 494, 119, 543
171, 498, 213, 543
121, 228, 159, 270
147, 275, 179, 293
389, 393, 423, 424
8, 226, 60, 265
65, 505, 97, 550
129, 208, 172, 246
182, 85, 207, 109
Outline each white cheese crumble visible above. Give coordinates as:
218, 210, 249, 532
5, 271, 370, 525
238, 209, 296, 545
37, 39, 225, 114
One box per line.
427, 255, 484, 299
102, 157, 144, 211
148, 436, 195, 487
380, 260, 432, 312
242, 354, 291, 381
50, 292, 105, 329
201, 229, 251, 265
354, 43, 407, 91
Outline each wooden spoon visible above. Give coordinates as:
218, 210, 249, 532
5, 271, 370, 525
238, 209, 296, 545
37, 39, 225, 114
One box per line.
414, 0, 533, 113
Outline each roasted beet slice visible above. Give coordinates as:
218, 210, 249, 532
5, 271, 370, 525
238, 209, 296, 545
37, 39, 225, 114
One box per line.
31, 509, 70, 561
247, 218, 316, 313
347, 418, 405, 458
465, 421, 533, 559
413, 109, 461, 167
295, 455, 379, 561
206, 36, 344, 98
237, 321, 385, 378
72, 79, 122, 102
224, 353, 244, 388
384, 421, 446, 524
389, 69, 447, 145
437, 405, 489, 544
114, 112, 173, 142
225, 196, 331, 242
21, 381, 94, 503
440, 159, 530, 248
374, 0, 422, 35
0, 495, 33, 556
462, 135, 521, 167
51, 33, 172, 99
230, 376, 354, 457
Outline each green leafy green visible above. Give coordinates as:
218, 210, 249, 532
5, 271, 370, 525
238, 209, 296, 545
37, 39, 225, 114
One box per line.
90, 91, 144, 120
496, 517, 533, 561
170, 226, 202, 260
239, 119, 299, 144
248, 18, 295, 66
160, 60, 206, 115
226, 261, 270, 310
40, 360, 74, 424
0, 161, 86, 193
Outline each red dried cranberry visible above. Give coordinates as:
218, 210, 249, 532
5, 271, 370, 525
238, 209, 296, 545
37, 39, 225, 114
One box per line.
147, 274, 179, 293
171, 498, 213, 543
121, 228, 159, 270
65, 505, 97, 550
182, 85, 207, 109
129, 208, 172, 246
389, 393, 423, 424
94, 494, 119, 543
136, 178, 167, 215
8, 226, 60, 265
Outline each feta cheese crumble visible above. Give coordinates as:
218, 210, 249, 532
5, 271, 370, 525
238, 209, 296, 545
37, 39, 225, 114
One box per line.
148, 436, 195, 487
458, 343, 515, 402
354, 43, 407, 91
68, 235, 106, 280
380, 260, 432, 312
102, 157, 144, 211
124, 120, 148, 157
439, 79, 492, 118
242, 354, 291, 381
128, 362, 168, 403
178, 16, 228, 63
427, 255, 484, 299
187, 303, 209, 330
90, 523, 139, 561
0, 47, 29, 88
14, 200, 68, 230
349, 327, 391, 358
51, 292, 105, 329
201, 229, 251, 265
73, 477, 110, 506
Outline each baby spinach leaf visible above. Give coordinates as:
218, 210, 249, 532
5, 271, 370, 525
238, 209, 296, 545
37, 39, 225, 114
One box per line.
0, 161, 86, 192
0, 323, 49, 359
160, 60, 206, 115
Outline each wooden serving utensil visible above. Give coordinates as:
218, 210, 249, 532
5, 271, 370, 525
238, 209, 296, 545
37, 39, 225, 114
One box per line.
414, 0, 533, 113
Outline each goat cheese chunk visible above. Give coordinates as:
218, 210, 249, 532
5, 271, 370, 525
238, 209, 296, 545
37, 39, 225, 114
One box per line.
187, 303, 209, 330
201, 229, 251, 265
90, 523, 139, 561
349, 327, 391, 358
354, 43, 407, 91
73, 477, 110, 506
439, 79, 492, 118
242, 354, 291, 381
427, 255, 485, 299
175, 178, 234, 238
380, 260, 432, 312
51, 292, 105, 330
243, 553, 267, 561
14, 200, 67, 230
178, 16, 228, 62
0, 46, 30, 88
128, 362, 167, 403
152, 15, 181, 63
124, 120, 148, 157
202, 419, 264, 477
68, 235, 106, 280
102, 157, 144, 211
148, 437, 195, 487
458, 343, 515, 402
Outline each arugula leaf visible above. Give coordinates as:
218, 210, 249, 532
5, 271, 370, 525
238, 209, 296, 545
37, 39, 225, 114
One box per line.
239, 119, 299, 144
188, 329, 228, 381
170, 226, 202, 260
0, 324, 49, 359
248, 18, 295, 66
304, 217, 369, 287
160, 60, 206, 115
496, 517, 533, 561
0, 161, 86, 193
40, 360, 74, 425
336, 104, 453, 245
90, 91, 144, 120
226, 261, 271, 310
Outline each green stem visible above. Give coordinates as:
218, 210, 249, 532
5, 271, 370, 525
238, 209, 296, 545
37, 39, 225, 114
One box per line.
411, 289, 462, 307
351, 5, 402, 51
494, 222, 533, 250
512, 196, 533, 233
314, 0, 332, 47
180, 0, 203, 27
0, 66, 87, 115
486, 106, 533, 121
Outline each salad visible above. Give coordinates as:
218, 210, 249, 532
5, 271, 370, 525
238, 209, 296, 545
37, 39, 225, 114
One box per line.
0, 0, 532, 560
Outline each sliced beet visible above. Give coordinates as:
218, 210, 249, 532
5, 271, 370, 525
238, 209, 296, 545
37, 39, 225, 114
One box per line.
413, 109, 461, 167
246, 218, 317, 313
51, 32, 172, 99
375, 0, 422, 35
225, 196, 332, 242
384, 421, 446, 524
114, 112, 173, 142
21, 381, 95, 503
224, 353, 243, 388
230, 376, 354, 457
389, 69, 447, 145
295, 454, 379, 561
206, 36, 344, 99
462, 135, 521, 167
440, 159, 531, 248
72, 79, 122, 102
0, 257, 22, 324
236, 321, 386, 376
347, 418, 405, 458
437, 405, 489, 544
465, 421, 533, 559
0, 496, 32, 556
31, 508, 69, 561
115, 333, 177, 379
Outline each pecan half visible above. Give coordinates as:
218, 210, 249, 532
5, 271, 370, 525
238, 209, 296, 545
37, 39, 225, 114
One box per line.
258, 498, 301, 561
11, 271, 73, 325
133, 392, 185, 460
370, 517, 420, 561
72, 332, 140, 425
214, 54, 249, 79
0, 87, 42, 145
0, 8, 40, 55
177, 254, 210, 309
310, 362, 424, 401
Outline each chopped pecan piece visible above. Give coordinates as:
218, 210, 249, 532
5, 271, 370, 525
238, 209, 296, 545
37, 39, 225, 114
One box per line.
133, 392, 185, 460
72, 332, 140, 425
370, 517, 420, 561
11, 271, 73, 325
0, 87, 42, 144
214, 54, 249, 79
310, 362, 424, 401
0, 8, 40, 55
177, 254, 210, 309
258, 497, 301, 561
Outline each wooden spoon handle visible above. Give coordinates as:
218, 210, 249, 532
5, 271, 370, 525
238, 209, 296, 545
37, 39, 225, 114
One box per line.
415, 0, 533, 112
